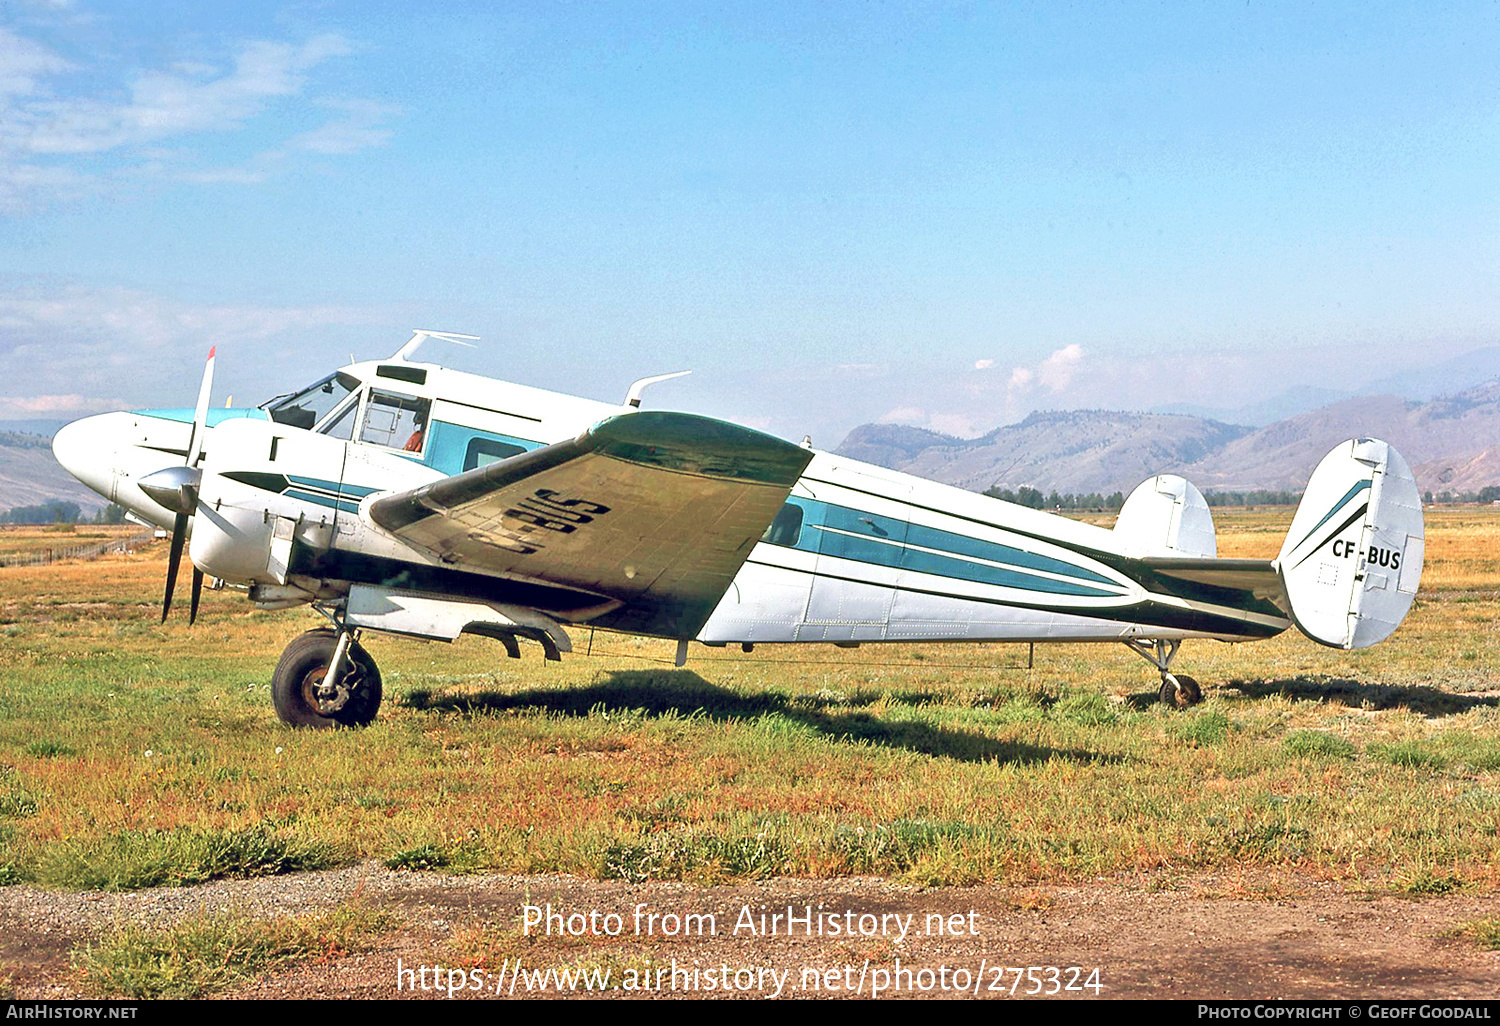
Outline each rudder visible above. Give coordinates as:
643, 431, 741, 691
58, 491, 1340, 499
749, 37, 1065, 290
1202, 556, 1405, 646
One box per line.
1276, 438, 1424, 649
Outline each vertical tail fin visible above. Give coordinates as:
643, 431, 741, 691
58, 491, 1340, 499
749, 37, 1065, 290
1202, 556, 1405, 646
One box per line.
1276, 438, 1424, 649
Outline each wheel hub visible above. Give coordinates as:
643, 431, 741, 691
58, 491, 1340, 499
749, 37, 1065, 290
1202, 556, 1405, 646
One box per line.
303, 664, 353, 715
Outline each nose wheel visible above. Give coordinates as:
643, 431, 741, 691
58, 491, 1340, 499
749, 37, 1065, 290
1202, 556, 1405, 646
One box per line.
1125, 639, 1205, 708
271, 627, 383, 728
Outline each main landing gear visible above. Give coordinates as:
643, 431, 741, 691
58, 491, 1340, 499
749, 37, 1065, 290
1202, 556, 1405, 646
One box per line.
271, 627, 383, 728
1124, 639, 1203, 709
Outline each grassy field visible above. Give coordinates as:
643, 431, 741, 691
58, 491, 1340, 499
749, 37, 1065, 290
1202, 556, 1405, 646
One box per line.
0, 507, 1497, 894
0, 525, 145, 559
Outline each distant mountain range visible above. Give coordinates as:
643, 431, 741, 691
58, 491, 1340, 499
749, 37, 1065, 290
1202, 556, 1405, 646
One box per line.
11, 364, 1500, 516
1150, 347, 1500, 426
837, 379, 1500, 497
0, 431, 102, 513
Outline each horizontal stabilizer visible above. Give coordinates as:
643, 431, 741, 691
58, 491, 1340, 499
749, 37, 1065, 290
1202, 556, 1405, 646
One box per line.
1276, 438, 1424, 649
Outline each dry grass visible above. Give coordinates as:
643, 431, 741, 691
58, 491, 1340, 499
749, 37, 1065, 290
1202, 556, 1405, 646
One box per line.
1, 509, 1497, 893
0, 525, 145, 558
77, 902, 392, 998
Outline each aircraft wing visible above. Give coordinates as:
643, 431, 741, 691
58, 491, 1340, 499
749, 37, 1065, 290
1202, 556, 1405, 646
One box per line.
367, 411, 814, 637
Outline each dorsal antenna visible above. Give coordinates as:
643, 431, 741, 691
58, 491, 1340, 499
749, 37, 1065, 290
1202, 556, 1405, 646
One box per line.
624, 370, 691, 408
392, 329, 480, 362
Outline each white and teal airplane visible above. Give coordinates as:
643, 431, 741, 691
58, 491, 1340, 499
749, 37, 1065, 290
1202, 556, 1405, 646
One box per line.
52, 331, 1426, 728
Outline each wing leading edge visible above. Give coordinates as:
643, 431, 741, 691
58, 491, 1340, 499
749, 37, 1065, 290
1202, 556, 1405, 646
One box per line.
368, 411, 815, 638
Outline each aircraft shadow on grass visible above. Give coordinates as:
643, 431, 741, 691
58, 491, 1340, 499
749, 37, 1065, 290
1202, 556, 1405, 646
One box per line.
400, 669, 1118, 766
1121, 676, 1500, 717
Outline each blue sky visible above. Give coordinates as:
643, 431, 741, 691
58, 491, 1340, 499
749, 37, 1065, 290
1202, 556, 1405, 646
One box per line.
1, 1, 1497, 444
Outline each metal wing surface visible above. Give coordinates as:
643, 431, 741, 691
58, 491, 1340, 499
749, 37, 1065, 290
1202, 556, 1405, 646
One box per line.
368, 411, 815, 637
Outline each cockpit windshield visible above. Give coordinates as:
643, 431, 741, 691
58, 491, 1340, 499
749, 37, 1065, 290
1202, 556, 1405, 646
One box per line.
263, 372, 360, 430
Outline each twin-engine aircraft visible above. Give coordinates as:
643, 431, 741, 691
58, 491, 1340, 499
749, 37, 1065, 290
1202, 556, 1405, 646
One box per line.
52, 330, 1426, 728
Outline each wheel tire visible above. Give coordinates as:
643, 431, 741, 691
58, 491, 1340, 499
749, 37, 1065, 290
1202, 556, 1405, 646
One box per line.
271, 628, 382, 729
1158, 676, 1182, 708
1175, 674, 1203, 706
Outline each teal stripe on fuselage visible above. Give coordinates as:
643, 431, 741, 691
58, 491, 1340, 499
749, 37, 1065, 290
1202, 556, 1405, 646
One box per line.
286, 475, 378, 499
132, 408, 271, 426
783, 498, 1122, 598
904, 522, 1115, 585
286, 489, 361, 514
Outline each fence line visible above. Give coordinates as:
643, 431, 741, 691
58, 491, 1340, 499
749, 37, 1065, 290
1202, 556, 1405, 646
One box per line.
0, 529, 157, 567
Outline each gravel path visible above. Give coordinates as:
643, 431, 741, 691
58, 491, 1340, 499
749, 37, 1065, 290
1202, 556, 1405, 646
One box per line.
3, 865, 1497, 1000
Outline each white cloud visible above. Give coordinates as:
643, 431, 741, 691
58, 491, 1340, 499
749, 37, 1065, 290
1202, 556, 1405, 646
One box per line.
877, 406, 926, 425
0, 281, 387, 410
1036, 343, 1084, 392
875, 405, 988, 439
974, 358, 995, 370
286, 98, 400, 156
829, 362, 885, 379
927, 412, 988, 438
0, 27, 72, 98
0, 26, 390, 211
1004, 344, 1084, 402
18, 34, 352, 155
0, 392, 124, 416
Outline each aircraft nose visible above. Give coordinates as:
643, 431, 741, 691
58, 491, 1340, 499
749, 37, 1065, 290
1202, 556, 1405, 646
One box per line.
52, 415, 117, 502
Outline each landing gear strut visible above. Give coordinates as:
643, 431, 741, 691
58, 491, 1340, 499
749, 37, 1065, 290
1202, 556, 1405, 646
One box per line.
271, 627, 383, 728
1124, 638, 1203, 708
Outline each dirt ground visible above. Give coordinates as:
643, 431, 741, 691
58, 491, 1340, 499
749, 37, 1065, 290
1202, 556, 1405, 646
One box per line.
3, 864, 1497, 1000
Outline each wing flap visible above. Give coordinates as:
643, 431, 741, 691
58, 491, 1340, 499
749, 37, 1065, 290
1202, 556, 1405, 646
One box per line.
368, 411, 814, 637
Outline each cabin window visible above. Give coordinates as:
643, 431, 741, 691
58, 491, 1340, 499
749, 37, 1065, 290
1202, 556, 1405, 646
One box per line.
761, 503, 804, 547
360, 389, 432, 453
464, 437, 528, 471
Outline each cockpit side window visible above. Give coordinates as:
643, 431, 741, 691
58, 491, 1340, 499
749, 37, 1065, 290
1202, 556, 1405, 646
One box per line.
360, 389, 432, 453
265, 372, 359, 430
318, 395, 359, 441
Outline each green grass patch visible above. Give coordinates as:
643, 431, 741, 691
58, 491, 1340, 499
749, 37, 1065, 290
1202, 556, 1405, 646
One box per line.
1055, 692, 1117, 726
22, 740, 76, 758
29, 826, 344, 891
1369, 742, 1447, 770
1283, 731, 1356, 760
77, 903, 391, 998
1172, 709, 1233, 747
1455, 918, 1500, 949
601, 829, 792, 883
1399, 869, 1462, 896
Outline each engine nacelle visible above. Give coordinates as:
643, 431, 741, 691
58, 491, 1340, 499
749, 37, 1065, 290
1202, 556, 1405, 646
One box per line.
190, 418, 347, 588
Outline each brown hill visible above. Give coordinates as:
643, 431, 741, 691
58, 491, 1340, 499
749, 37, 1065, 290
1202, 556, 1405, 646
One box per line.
842, 410, 1252, 495
834, 382, 1500, 496
0, 432, 104, 514
1185, 383, 1500, 492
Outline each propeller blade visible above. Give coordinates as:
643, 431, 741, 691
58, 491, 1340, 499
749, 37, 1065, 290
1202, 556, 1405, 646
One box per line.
185, 346, 216, 468
189, 567, 204, 625
163, 347, 214, 624
162, 512, 188, 623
